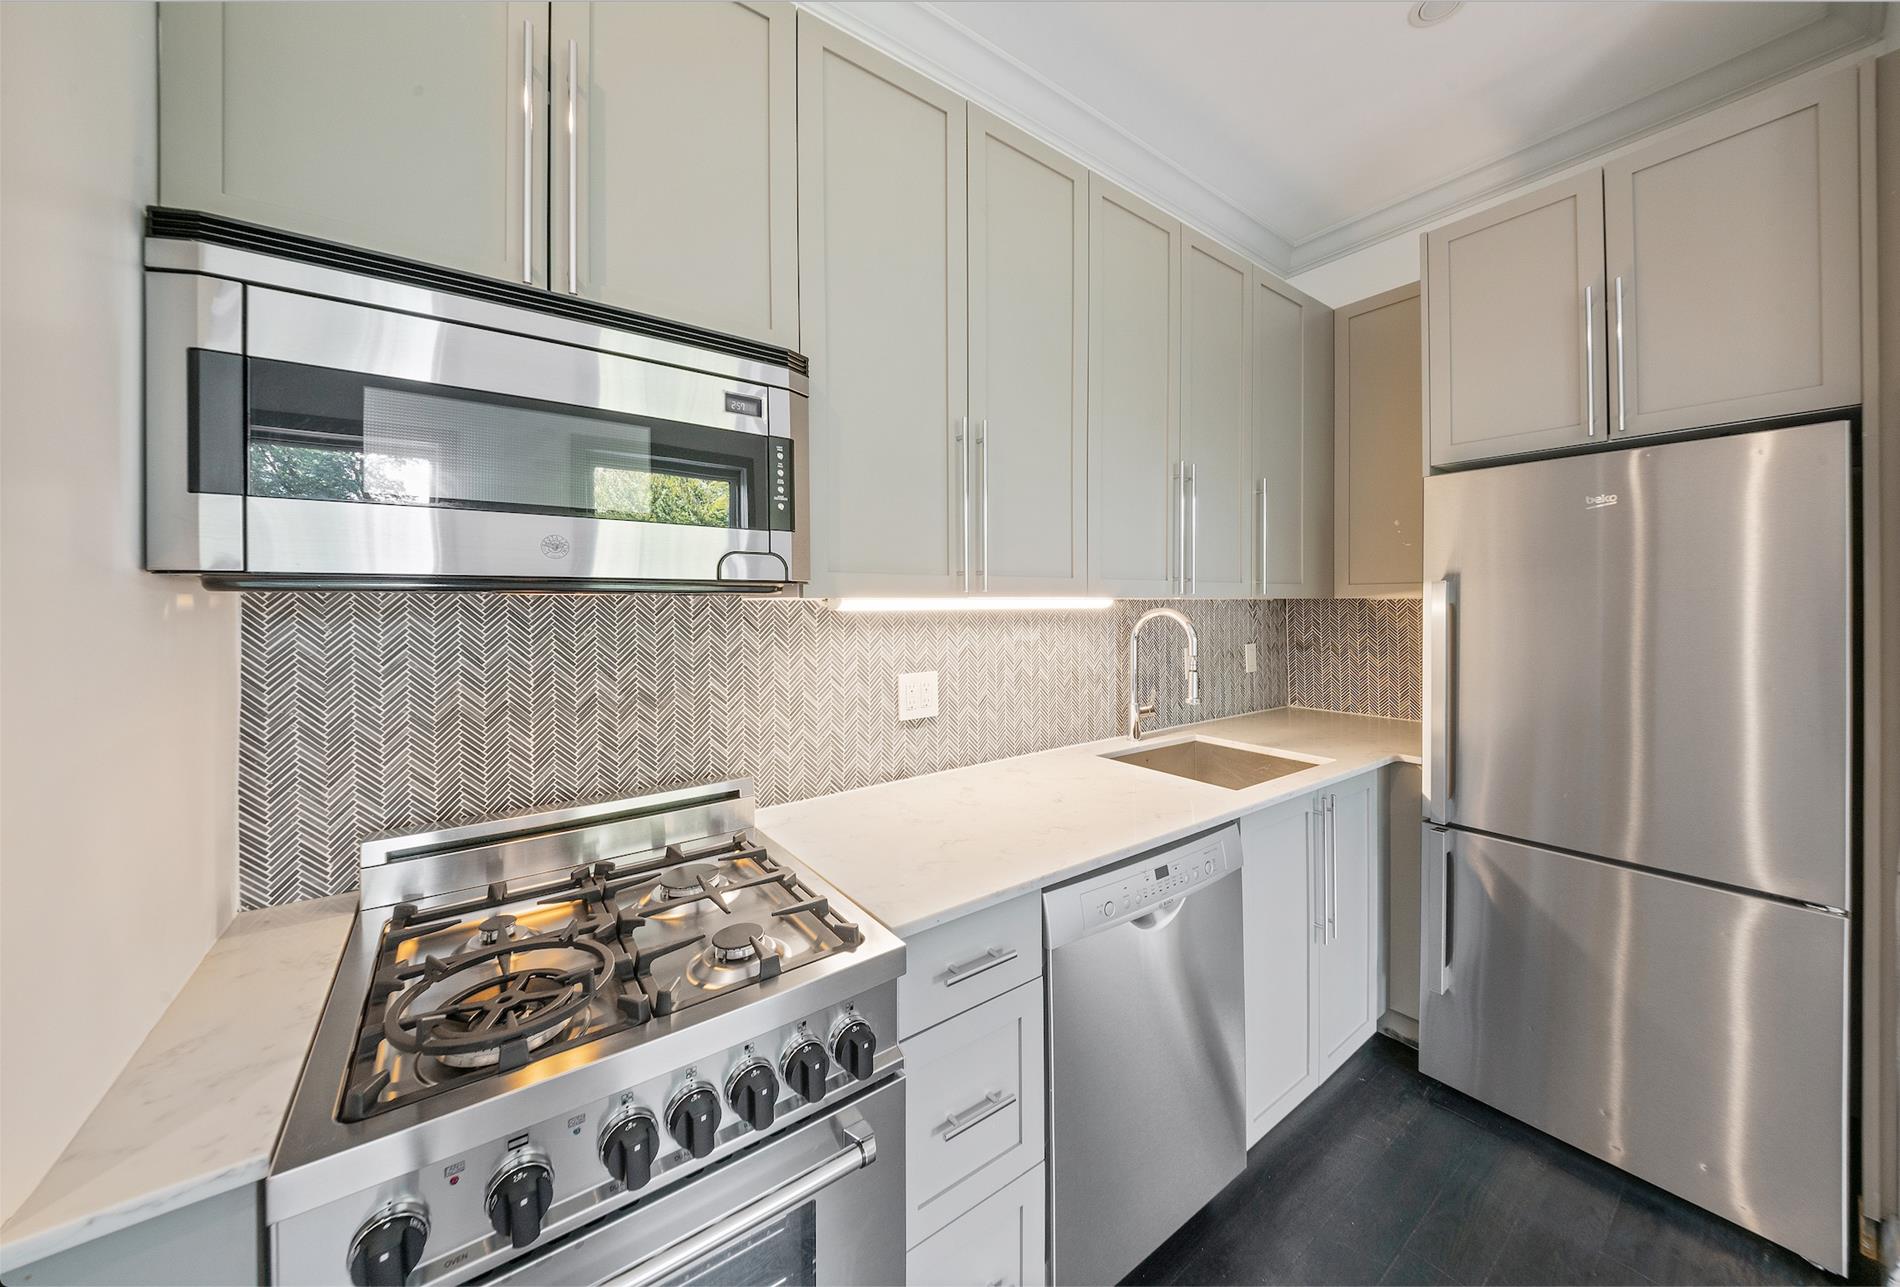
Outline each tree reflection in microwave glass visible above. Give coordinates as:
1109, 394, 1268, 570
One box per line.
592, 465, 732, 527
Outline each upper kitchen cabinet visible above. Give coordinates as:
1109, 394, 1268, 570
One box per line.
798, 16, 968, 596
1088, 178, 1181, 598
1335, 285, 1423, 598
551, 2, 798, 347
1178, 231, 1253, 598
967, 108, 1090, 595
1604, 68, 1861, 438
1251, 269, 1334, 598
1424, 174, 1607, 467
159, 3, 548, 286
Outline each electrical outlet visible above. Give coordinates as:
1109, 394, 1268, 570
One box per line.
1244, 643, 1258, 674
898, 671, 938, 721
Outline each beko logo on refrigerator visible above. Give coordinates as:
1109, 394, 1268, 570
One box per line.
1584, 493, 1620, 510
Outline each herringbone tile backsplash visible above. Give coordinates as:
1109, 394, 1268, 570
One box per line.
238, 594, 1416, 907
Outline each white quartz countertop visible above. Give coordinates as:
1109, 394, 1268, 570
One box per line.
0, 894, 356, 1273
758, 707, 1421, 938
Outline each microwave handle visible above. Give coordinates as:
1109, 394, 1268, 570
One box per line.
599, 1120, 878, 1287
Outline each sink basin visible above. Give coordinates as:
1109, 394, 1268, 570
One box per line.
1104, 738, 1321, 790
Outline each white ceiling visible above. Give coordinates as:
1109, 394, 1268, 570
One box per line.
810, 1, 1888, 274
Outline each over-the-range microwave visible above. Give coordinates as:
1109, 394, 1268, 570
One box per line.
144, 210, 807, 591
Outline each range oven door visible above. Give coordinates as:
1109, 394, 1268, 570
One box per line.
480, 1076, 904, 1287
224, 287, 805, 587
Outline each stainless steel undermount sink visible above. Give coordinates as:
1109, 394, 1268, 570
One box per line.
1103, 738, 1322, 790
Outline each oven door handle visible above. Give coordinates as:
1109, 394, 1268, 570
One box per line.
597, 1121, 878, 1287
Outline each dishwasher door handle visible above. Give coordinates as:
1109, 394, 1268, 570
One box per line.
1131, 896, 1187, 931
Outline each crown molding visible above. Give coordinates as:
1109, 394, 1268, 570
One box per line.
799, 2, 1887, 280
796, 0, 1295, 272
1284, 1, 1889, 273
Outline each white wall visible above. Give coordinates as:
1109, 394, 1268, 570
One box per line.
0, 2, 240, 1221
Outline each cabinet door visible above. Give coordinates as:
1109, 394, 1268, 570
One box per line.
1318, 777, 1381, 1078
1334, 285, 1423, 598
906, 1163, 1046, 1287
1087, 177, 1181, 597
1179, 231, 1252, 597
904, 980, 1045, 1248
1605, 68, 1861, 438
968, 108, 1089, 594
1252, 269, 1334, 598
160, 2, 547, 285
551, 2, 797, 347
1240, 801, 1317, 1145
798, 16, 967, 595
1424, 174, 1607, 466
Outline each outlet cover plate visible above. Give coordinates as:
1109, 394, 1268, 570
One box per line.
898, 671, 938, 721
1244, 643, 1258, 674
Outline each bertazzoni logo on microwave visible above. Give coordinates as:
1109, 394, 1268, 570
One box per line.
724, 391, 764, 418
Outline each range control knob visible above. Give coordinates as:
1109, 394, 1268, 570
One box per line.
599, 1109, 659, 1192
783, 1038, 831, 1103
727, 1060, 780, 1132
348, 1202, 428, 1287
833, 1018, 878, 1082
485, 1152, 554, 1250
667, 1083, 722, 1158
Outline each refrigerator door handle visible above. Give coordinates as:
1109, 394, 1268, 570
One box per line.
1422, 825, 1452, 996
1423, 577, 1457, 823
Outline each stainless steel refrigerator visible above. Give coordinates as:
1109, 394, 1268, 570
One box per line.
1420, 420, 1854, 1273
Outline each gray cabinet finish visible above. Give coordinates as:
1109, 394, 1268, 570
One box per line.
7, 1184, 261, 1286
1251, 270, 1334, 598
159, 2, 547, 286
1087, 178, 1181, 597
1335, 285, 1423, 597
1179, 231, 1253, 598
798, 16, 967, 595
968, 108, 1090, 594
1317, 776, 1379, 1077
551, 2, 797, 347
1424, 173, 1606, 466
1605, 68, 1861, 438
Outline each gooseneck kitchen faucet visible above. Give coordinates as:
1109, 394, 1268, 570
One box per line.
1127, 607, 1199, 740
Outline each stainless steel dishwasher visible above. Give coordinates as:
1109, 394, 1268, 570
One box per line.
1043, 824, 1245, 1287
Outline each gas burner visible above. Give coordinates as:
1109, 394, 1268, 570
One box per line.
652, 863, 726, 903
419, 970, 584, 1069
474, 913, 517, 946
380, 931, 613, 1071
710, 922, 766, 965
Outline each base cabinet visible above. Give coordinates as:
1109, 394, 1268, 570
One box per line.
1241, 769, 1385, 1144
906, 1163, 1047, 1287
1316, 774, 1381, 1078
1240, 799, 1316, 1142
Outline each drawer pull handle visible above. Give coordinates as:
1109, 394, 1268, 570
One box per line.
941, 946, 1019, 987
939, 1090, 1017, 1142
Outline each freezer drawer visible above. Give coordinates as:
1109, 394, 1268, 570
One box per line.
1420, 829, 1849, 1272
1422, 420, 1852, 908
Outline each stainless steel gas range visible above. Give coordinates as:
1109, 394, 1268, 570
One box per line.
270, 782, 905, 1286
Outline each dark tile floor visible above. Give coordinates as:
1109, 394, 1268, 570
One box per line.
1125, 1036, 1872, 1287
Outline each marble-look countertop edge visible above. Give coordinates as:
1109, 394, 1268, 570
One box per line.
0, 894, 357, 1273
758, 708, 1422, 939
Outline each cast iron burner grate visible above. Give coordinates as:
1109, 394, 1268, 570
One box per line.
339, 834, 861, 1122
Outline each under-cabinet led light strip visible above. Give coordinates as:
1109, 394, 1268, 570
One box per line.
831, 597, 1115, 613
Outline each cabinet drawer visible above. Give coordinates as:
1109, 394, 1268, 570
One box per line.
897, 892, 1042, 1039
904, 979, 1046, 1248
906, 1162, 1047, 1286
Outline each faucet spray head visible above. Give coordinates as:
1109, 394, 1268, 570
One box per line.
1183, 642, 1200, 706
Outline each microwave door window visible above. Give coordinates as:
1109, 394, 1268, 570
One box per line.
244, 359, 770, 531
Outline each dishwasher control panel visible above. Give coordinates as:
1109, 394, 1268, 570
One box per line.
1045, 824, 1240, 946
